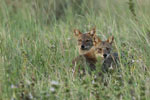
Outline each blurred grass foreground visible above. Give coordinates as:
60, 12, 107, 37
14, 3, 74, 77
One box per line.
0, 0, 150, 100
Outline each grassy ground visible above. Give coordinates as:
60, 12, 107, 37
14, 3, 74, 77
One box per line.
0, 0, 150, 100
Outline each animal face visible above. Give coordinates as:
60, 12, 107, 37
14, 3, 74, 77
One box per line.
74, 28, 96, 55
94, 36, 114, 59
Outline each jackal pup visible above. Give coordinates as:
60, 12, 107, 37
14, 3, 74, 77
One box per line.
74, 27, 96, 55
72, 28, 97, 75
94, 36, 119, 72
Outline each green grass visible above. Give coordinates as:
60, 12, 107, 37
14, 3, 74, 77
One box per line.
0, 0, 150, 99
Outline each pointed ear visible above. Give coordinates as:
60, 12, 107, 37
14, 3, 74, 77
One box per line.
88, 27, 96, 37
74, 29, 82, 37
94, 36, 101, 46
107, 36, 114, 44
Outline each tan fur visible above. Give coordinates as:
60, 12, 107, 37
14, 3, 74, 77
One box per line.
94, 36, 114, 59
94, 36, 119, 72
72, 27, 97, 76
72, 48, 97, 76
74, 27, 96, 55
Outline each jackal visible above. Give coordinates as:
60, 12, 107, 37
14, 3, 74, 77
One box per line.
74, 27, 96, 55
94, 36, 119, 72
72, 28, 97, 75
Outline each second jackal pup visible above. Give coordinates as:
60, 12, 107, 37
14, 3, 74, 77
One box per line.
94, 36, 119, 72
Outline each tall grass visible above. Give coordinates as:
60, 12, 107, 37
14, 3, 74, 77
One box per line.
0, 0, 150, 99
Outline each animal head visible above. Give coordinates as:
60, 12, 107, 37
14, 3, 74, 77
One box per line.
94, 36, 114, 59
74, 27, 96, 55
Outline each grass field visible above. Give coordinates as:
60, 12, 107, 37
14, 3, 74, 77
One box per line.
0, 0, 150, 99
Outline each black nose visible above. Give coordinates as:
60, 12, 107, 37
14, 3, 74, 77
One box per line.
103, 54, 107, 58
81, 45, 85, 49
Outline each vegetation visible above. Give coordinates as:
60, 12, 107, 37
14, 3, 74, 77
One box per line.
0, 0, 150, 99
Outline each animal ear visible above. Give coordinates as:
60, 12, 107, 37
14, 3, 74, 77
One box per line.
94, 36, 101, 46
88, 27, 96, 37
107, 36, 114, 44
74, 29, 82, 37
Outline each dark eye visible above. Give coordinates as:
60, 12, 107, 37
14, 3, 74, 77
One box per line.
78, 39, 82, 42
106, 47, 110, 50
86, 39, 90, 42
99, 48, 102, 51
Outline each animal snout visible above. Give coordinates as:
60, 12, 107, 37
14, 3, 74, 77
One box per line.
103, 54, 107, 58
81, 45, 85, 50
